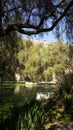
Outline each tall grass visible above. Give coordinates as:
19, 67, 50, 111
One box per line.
0, 100, 46, 130
19, 100, 46, 130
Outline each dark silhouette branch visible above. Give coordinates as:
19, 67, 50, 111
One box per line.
0, 0, 73, 37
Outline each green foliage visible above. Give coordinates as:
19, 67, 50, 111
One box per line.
0, 104, 20, 130
17, 39, 73, 83
64, 94, 73, 114
61, 73, 73, 93
0, 36, 73, 85
20, 101, 46, 130
0, 100, 46, 130
43, 67, 53, 81
0, 32, 22, 82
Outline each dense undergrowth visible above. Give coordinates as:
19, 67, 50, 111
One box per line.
0, 91, 73, 130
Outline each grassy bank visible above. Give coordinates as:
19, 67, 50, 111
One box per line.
0, 82, 57, 88
0, 82, 25, 87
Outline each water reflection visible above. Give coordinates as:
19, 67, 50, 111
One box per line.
14, 86, 21, 94
0, 84, 57, 103
36, 92, 54, 101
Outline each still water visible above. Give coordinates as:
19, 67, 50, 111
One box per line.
0, 84, 57, 105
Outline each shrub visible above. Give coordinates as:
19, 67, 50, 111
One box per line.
64, 93, 73, 114
19, 100, 46, 130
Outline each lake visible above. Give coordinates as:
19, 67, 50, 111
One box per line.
0, 84, 58, 105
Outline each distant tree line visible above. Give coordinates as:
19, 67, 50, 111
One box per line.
17, 39, 73, 86
0, 35, 73, 91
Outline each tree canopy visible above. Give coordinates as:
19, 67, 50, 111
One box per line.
0, 32, 22, 81
0, 0, 73, 41
17, 39, 73, 82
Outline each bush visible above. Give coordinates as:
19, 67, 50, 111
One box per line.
20, 100, 46, 130
64, 94, 73, 114
0, 100, 46, 130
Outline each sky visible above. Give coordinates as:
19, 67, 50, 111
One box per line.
23, 31, 67, 43
23, 32, 57, 43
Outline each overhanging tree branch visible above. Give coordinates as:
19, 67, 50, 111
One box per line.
0, 0, 73, 37
14, 0, 73, 35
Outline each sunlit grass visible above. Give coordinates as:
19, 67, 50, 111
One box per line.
0, 82, 57, 87
0, 82, 25, 87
